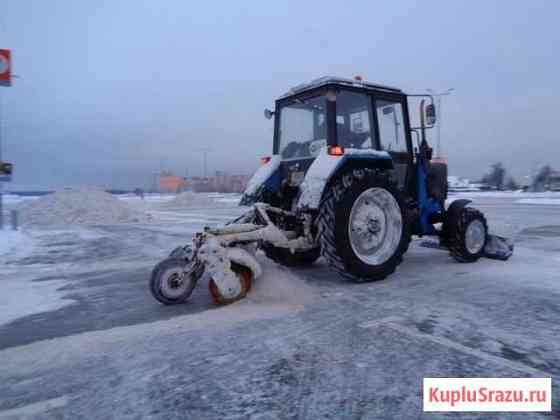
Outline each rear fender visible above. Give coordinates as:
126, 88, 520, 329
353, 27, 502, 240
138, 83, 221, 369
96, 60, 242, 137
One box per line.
296, 148, 393, 210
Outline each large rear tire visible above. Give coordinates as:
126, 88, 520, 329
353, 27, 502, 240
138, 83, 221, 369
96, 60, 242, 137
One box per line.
318, 169, 411, 283
262, 244, 321, 267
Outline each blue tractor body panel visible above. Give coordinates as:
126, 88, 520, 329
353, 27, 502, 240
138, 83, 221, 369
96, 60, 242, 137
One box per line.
415, 151, 445, 235
241, 147, 448, 239
296, 148, 393, 210
239, 155, 282, 206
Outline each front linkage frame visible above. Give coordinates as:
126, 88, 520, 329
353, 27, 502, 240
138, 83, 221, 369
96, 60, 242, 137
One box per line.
150, 204, 317, 305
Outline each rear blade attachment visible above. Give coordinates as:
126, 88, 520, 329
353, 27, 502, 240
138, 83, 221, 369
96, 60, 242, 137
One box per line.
483, 234, 514, 261
419, 234, 514, 261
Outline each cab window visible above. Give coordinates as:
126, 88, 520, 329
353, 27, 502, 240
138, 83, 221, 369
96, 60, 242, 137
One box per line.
278, 95, 327, 160
335, 91, 375, 149
376, 100, 407, 153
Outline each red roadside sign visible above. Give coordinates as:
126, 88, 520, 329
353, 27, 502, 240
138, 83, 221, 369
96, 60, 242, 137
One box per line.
0, 49, 12, 86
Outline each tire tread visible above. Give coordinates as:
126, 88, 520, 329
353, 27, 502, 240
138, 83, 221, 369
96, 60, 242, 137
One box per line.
317, 168, 411, 283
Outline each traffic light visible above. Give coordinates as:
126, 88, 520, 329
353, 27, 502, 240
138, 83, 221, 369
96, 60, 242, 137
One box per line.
0, 161, 13, 175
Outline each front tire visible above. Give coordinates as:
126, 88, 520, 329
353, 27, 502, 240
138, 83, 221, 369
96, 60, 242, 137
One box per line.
150, 258, 198, 305
446, 207, 488, 262
318, 169, 411, 282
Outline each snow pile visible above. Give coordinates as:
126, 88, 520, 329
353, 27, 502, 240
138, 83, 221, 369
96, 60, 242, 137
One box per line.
164, 192, 213, 208
2, 194, 41, 206
244, 261, 316, 307
18, 188, 147, 226
0, 230, 34, 257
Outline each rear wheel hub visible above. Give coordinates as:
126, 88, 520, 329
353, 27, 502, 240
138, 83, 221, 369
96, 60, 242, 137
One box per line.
348, 187, 402, 265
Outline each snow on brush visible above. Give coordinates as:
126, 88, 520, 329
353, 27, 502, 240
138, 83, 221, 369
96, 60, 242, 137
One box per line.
18, 188, 148, 226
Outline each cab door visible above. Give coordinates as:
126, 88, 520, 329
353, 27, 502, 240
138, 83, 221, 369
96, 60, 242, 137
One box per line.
373, 94, 413, 190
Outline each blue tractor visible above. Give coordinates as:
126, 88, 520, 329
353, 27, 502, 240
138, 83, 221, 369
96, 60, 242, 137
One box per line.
150, 77, 512, 305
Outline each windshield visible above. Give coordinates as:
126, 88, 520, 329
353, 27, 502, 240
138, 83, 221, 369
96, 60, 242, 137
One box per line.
278, 95, 327, 160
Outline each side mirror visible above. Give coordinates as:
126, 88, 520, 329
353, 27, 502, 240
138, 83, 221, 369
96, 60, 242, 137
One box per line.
425, 104, 436, 125
264, 108, 274, 120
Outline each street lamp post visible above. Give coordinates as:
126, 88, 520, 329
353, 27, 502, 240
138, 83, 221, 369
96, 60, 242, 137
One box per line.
427, 88, 454, 158
197, 148, 211, 178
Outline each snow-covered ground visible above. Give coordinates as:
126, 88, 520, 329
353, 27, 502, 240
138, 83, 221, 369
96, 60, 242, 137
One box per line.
451, 190, 560, 199
0, 192, 246, 329
450, 190, 560, 207
0, 192, 559, 418
517, 198, 560, 205
0, 230, 34, 257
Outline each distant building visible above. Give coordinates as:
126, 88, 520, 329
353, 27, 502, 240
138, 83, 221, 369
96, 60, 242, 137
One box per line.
191, 177, 212, 193
159, 173, 187, 193
191, 173, 250, 193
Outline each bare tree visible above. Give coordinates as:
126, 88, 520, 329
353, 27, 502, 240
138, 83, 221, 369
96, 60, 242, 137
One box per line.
505, 177, 519, 191
532, 165, 552, 191
481, 162, 506, 190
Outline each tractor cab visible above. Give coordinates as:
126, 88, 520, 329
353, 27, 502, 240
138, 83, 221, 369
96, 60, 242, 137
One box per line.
257, 76, 416, 208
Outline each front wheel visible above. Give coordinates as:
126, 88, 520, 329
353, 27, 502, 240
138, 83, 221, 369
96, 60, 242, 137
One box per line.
446, 207, 488, 262
150, 258, 199, 305
318, 169, 411, 283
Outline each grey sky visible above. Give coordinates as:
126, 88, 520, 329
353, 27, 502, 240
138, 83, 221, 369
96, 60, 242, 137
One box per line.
2, 0, 559, 189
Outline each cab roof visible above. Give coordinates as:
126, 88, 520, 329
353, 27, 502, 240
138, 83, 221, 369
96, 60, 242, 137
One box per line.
278, 76, 402, 100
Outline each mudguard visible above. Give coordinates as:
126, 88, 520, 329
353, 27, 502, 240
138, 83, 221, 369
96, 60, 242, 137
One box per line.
442, 199, 472, 241
296, 148, 393, 210
441, 199, 514, 261
240, 155, 282, 206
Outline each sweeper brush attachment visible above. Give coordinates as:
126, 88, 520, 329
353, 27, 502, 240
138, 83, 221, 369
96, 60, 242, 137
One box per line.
149, 204, 315, 305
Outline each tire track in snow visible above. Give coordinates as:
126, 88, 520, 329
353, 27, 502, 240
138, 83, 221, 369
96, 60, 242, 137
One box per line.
359, 317, 551, 377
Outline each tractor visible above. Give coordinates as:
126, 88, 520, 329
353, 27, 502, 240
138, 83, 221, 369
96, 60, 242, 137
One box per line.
150, 76, 513, 305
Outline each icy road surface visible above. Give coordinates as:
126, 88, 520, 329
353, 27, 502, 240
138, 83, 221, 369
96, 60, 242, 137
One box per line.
0, 193, 559, 419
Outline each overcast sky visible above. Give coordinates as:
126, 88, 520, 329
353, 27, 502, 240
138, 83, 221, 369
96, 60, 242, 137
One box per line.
1, 0, 559, 190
